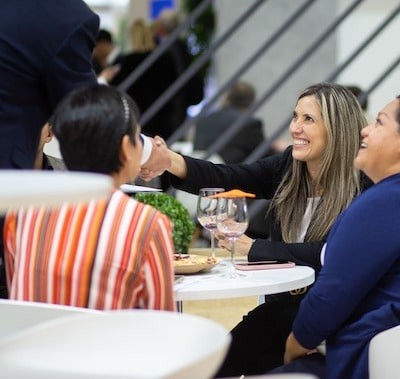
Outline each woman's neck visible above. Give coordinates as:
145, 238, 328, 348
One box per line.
306, 163, 323, 196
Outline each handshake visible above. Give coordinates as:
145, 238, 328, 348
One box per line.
139, 135, 171, 181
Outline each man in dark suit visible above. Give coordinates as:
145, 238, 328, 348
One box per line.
0, 0, 99, 170
0, 0, 99, 298
193, 81, 265, 163
0, 1, 171, 298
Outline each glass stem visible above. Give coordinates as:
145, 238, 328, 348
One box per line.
230, 238, 236, 278
210, 230, 215, 259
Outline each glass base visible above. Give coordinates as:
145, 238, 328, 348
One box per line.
223, 263, 245, 279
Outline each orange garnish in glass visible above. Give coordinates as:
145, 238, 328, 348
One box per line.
210, 189, 256, 198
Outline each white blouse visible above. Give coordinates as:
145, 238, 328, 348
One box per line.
296, 197, 321, 243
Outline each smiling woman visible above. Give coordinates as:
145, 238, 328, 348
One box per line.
140, 82, 373, 376
289, 96, 328, 179
355, 96, 400, 183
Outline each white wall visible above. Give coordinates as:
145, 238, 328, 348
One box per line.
213, 0, 399, 140
83, 0, 399, 135
337, 0, 399, 120
213, 0, 337, 140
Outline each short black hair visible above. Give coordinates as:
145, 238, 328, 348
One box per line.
52, 85, 140, 175
96, 29, 113, 43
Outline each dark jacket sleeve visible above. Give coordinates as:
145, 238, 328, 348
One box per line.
169, 147, 293, 199
249, 239, 324, 273
46, 10, 99, 108
169, 146, 330, 274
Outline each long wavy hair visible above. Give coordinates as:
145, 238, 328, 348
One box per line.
272, 83, 367, 242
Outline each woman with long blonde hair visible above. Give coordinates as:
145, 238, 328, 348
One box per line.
145, 82, 372, 376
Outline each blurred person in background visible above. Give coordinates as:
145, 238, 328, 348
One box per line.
92, 28, 122, 84
153, 9, 204, 130
193, 81, 265, 163
111, 19, 177, 140
92, 28, 123, 75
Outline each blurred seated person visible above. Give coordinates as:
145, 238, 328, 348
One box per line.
193, 81, 265, 163
4, 85, 175, 311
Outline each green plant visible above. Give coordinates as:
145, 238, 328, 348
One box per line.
134, 192, 196, 254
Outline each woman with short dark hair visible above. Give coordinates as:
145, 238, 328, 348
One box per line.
4, 85, 176, 311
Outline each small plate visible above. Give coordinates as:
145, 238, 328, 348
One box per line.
173, 254, 221, 275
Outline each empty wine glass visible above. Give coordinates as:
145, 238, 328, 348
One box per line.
216, 196, 249, 278
196, 188, 225, 259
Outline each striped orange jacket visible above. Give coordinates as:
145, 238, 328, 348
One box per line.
4, 190, 176, 311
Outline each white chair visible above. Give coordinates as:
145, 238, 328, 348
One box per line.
0, 299, 101, 339
222, 375, 317, 378
0, 309, 230, 379
369, 325, 400, 379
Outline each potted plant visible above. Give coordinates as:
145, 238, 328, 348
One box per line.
134, 192, 196, 254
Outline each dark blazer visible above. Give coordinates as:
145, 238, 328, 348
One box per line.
193, 107, 265, 163
169, 147, 373, 273
0, 0, 99, 168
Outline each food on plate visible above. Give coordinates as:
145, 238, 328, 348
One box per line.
173, 254, 221, 274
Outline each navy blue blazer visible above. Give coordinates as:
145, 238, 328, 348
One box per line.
0, 0, 99, 168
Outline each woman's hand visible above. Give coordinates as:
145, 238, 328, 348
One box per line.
216, 232, 254, 257
284, 332, 311, 364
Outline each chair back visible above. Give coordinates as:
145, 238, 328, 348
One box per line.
0, 309, 230, 379
0, 299, 100, 339
222, 375, 318, 378
369, 325, 400, 379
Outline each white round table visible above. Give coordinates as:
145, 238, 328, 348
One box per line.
174, 259, 315, 302
0, 170, 113, 213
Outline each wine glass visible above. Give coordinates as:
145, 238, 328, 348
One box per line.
196, 188, 225, 259
216, 196, 249, 278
